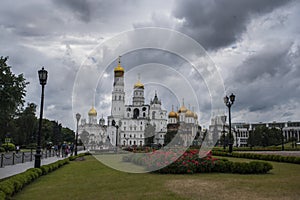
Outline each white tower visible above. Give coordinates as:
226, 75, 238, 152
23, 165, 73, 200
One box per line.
132, 74, 145, 106
111, 56, 125, 121
107, 56, 125, 146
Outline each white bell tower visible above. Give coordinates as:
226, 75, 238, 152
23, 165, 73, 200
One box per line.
111, 56, 125, 120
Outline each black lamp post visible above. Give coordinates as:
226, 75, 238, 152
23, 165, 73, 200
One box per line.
224, 93, 235, 153
112, 120, 121, 152
75, 113, 81, 156
35, 67, 48, 168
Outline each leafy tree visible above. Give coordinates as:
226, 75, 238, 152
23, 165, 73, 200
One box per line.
14, 103, 37, 145
0, 56, 28, 141
61, 127, 75, 143
248, 126, 282, 147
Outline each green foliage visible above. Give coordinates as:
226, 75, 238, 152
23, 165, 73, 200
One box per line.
124, 149, 273, 174
0, 56, 28, 141
0, 147, 5, 152
0, 168, 42, 199
68, 152, 89, 161
61, 127, 75, 143
13, 103, 37, 145
212, 150, 300, 164
248, 126, 282, 147
1, 142, 15, 151
0, 158, 70, 199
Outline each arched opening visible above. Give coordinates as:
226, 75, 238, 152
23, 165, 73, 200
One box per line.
152, 111, 156, 119
133, 108, 140, 119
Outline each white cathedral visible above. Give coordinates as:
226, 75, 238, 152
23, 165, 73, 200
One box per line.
78, 57, 201, 150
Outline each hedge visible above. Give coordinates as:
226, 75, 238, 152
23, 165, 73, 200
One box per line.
212, 150, 300, 164
68, 152, 91, 161
213, 160, 273, 174
1, 143, 15, 152
0, 157, 73, 199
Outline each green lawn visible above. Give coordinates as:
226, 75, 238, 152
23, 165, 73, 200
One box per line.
13, 155, 300, 200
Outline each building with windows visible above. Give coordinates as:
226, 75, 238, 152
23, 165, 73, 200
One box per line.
78, 57, 201, 150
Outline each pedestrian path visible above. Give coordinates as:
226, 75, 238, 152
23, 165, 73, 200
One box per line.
0, 156, 64, 180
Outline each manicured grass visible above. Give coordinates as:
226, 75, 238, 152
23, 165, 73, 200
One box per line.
13, 155, 300, 200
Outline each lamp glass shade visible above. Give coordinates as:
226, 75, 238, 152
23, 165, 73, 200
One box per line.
230, 93, 235, 103
38, 67, 48, 85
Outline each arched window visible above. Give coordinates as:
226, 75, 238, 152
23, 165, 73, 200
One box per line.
133, 108, 139, 119
119, 95, 121, 100
152, 111, 156, 119
143, 112, 146, 117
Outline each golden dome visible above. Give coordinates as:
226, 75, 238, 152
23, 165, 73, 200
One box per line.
88, 106, 97, 116
168, 111, 177, 118
114, 56, 124, 73
134, 74, 144, 89
178, 105, 187, 113
185, 110, 194, 117
134, 80, 144, 89
114, 63, 124, 73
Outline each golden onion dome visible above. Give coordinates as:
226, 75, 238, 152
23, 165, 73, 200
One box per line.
114, 63, 124, 73
178, 105, 187, 113
168, 111, 177, 118
185, 109, 194, 117
114, 56, 125, 73
134, 80, 144, 89
88, 106, 97, 116
134, 74, 144, 89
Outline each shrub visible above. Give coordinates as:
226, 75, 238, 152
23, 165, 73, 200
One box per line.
69, 152, 87, 161
0, 158, 70, 199
0, 147, 5, 152
212, 150, 300, 165
1, 143, 15, 152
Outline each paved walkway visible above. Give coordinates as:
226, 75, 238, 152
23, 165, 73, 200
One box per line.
0, 156, 64, 180
0, 151, 87, 180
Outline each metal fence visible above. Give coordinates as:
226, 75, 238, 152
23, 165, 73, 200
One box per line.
0, 149, 57, 167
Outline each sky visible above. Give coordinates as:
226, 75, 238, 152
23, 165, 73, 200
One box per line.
1, 0, 300, 130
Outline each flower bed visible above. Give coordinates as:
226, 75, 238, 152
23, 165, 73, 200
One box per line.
123, 149, 273, 174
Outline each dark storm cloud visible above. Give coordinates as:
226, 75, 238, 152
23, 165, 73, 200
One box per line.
229, 41, 300, 117
173, 0, 292, 50
53, 0, 92, 22
234, 42, 292, 84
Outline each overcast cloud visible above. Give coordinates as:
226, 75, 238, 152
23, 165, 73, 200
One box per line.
1, 0, 299, 129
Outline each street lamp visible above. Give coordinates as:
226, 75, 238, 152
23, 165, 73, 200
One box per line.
112, 120, 121, 152
224, 93, 235, 153
75, 113, 81, 156
35, 67, 48, 168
